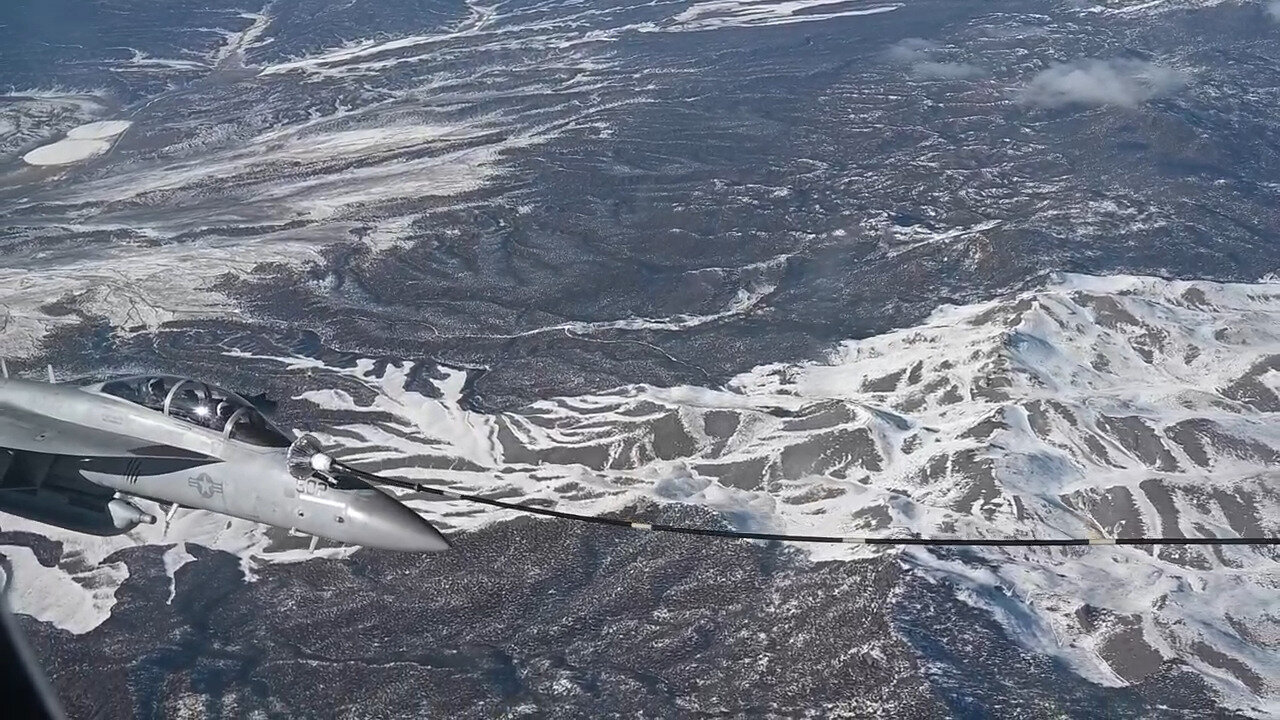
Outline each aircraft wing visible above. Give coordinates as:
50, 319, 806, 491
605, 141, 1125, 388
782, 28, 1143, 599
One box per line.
0, 404, 210, 459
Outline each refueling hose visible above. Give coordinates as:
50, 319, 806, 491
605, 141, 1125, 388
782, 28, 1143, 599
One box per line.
333, 461, 1280, 548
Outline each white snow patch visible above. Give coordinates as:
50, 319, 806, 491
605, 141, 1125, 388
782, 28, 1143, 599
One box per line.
0, 227, 331, 358
659, 0, 903, 31
21, 120, 131, 166
22, 139, 112, 166
162, 543, 196, 604
66, 120, 133, 140
0, 544, 128, 634
0, 501, 354, 634
213, 12, 273, 67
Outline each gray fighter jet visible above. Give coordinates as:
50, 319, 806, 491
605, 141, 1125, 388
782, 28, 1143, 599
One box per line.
0, 370, 449, 552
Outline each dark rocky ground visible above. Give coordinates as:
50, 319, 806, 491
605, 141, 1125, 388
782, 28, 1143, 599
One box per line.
22, 507, 939, 719
18, 507, 1247, 718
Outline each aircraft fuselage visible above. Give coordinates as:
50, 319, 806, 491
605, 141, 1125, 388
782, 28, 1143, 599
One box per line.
0, 376, 448, 552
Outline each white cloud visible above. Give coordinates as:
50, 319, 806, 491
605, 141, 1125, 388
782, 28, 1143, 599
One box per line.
1267, 1, 1280, 21
1019, 58, 1188, 108
885, 38, 985, 80
885, 37, 938, 64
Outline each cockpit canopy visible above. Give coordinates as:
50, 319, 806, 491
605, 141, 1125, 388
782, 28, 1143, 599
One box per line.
92, 375, 292, 448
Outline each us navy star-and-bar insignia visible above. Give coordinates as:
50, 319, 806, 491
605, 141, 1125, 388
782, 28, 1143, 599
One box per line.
188, 473, 223, 499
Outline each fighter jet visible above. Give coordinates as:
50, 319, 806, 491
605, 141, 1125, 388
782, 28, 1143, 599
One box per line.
0, 370, 449, 552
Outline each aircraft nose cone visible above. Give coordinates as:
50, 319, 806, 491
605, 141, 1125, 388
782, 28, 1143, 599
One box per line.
349, 488, 451, 552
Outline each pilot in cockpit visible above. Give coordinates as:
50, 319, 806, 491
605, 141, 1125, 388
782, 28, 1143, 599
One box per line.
141, 377, 167, 410
214, 399, 237, 430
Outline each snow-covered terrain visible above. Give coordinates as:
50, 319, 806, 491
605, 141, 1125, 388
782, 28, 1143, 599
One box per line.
3, 0, 1280, 714
9, 273, 1273, 711
0, 496, 354, 633
289, 272, 1280, 713
0, 92, 113, 164
658, 0, 904, 32
287, 272, 1280, 713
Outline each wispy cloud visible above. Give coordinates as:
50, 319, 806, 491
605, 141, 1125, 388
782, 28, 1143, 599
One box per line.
1019, 58, 1188, 108
885, 38, 985, 80
885, 37, 938, 64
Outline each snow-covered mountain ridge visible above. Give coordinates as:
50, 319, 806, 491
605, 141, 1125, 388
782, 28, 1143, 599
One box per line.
4, 272, 1279, 714
294, 271, 1280, 712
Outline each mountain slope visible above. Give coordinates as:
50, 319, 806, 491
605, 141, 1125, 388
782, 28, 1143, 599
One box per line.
4, 271, 1278, 714
288, 272, 1280, 713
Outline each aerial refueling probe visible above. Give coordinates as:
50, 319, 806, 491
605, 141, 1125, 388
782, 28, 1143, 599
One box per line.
289, 437, 1280, 549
